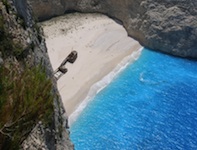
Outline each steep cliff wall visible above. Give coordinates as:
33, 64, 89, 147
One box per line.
27, 0, 197, 58
0, 0, 73, 149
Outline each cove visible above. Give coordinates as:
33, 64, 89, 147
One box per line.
70, 48, 197, 150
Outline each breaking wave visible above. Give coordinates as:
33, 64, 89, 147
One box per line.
69, 48, 143, 126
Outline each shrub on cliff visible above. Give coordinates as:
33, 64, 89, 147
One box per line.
0, 64, 54, 149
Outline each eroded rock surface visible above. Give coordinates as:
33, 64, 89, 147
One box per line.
0, 0, 74, 149
24, 0, 197, 58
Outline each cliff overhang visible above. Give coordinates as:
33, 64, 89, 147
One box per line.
18, 0, 197, 59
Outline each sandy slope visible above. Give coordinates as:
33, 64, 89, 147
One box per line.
41, 13, 142, 118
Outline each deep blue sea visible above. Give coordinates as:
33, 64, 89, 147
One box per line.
70, 48, 197, 150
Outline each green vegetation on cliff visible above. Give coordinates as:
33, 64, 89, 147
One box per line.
0, 1, 55, 149
0, 64, 54, 149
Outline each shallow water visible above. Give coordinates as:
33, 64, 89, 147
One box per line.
70, 48, 197, 150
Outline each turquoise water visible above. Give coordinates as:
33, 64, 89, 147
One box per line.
70, 48, 197, 150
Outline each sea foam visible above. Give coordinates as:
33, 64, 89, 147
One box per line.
69, 48, 143, 126
71, 48, 197, 149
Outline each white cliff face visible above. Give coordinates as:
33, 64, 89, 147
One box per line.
20, 0, 197, 58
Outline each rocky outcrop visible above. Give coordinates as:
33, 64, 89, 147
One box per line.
0, 0, 73, 149
26, 0, 197, 58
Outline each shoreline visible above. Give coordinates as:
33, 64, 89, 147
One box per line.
69, 48, 143, 126
41, 13, 142, 123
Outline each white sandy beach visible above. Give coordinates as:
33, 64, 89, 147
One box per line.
41, 13, 142, 120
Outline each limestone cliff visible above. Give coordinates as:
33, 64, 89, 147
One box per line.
0, 0, 73, 149
27, 0, 197, 58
